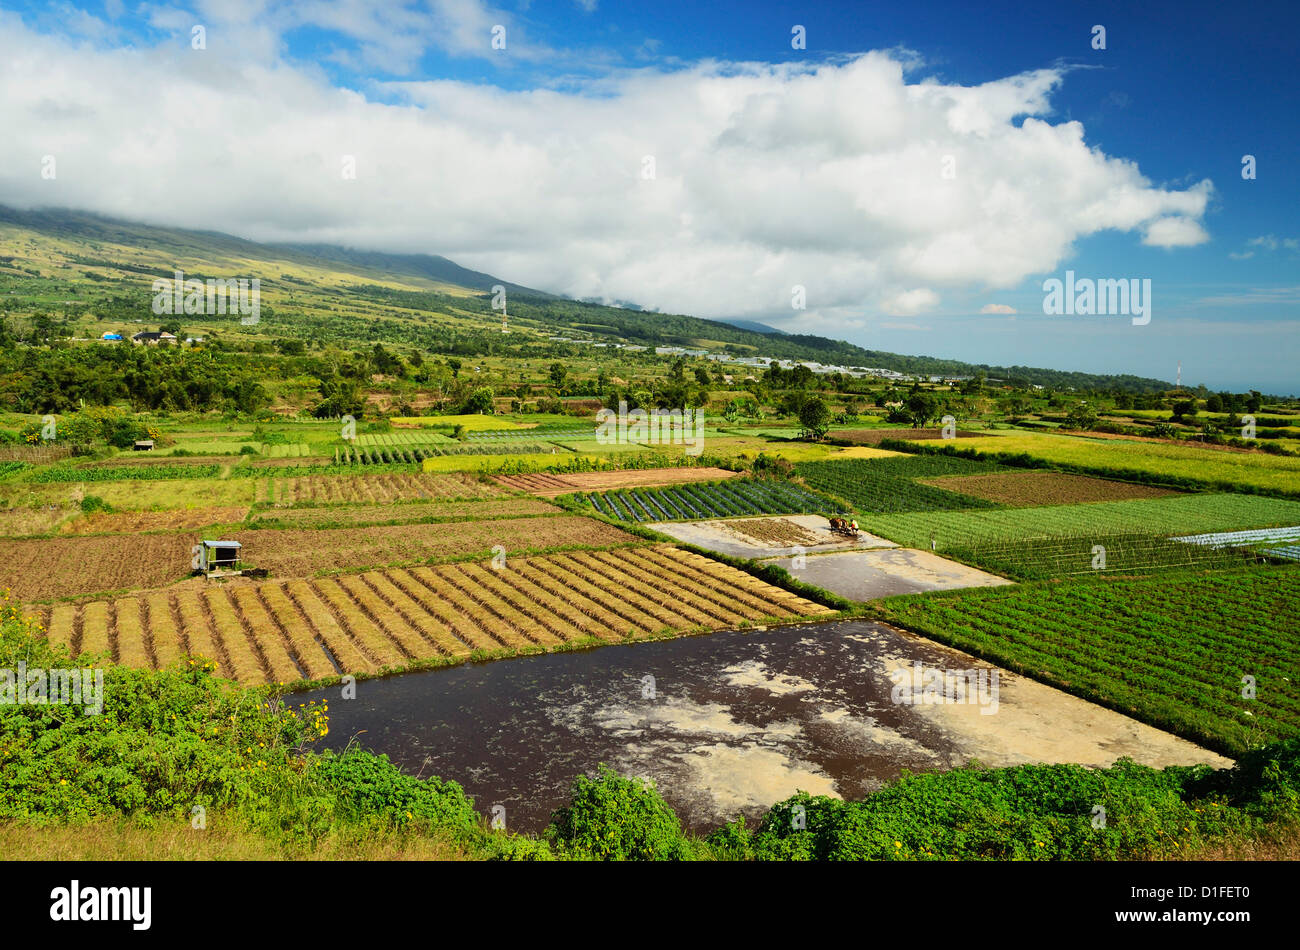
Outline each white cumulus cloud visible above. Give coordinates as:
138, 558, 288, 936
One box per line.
0, 13, 1214, 335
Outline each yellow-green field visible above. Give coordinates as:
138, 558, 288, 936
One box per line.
910, 431, 1300, 494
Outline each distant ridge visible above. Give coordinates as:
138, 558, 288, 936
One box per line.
0, 205, 1174, 392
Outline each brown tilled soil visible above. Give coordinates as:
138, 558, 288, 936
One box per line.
29, 545, 833, 684
495, 466, 737, 496
3, 515, 635, 603
836, 428, 983, 444
63, 507, 250, 535
251, 498, 558, 528
725, 518, 822, 547
274, 472, 511, 505
0, 534, 196, 601
918, 470, 1179, 506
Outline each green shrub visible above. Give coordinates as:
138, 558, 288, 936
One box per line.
547, 766, 694, 860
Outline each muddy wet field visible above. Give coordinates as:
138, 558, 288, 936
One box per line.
295, 618, 1229, 834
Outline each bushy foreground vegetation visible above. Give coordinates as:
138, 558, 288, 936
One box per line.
3, 595, 1299, 860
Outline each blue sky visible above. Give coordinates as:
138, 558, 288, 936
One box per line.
1, 0, 1296, 392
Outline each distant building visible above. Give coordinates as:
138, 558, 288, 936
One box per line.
131, 331, 178, 345
100, 332, 123, 341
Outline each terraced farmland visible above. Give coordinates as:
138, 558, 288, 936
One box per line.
573, 479, 834, 522
866, 493, 1300, 550
795, 456, 1007, 513
265, 472, 512, 506
30, 546, 833, 684
873, 566, 1300, 755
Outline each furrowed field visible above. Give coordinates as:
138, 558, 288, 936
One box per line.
873, 566, 1300, 756
29, 546, 832, 685
3, 515, 639, 601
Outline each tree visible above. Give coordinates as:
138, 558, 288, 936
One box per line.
1204, 393, 1223, 413
462, 387, 494, 414
1171, 399, 1198, 421
1065, 402, 1099, 430
694, 367, 712, 386
905, 392, 939, 428
549, 362, 568, 389
798, 396, 831, 441
447, 358, 462, 379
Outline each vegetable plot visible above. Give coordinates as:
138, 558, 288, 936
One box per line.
573, 479, 834, 522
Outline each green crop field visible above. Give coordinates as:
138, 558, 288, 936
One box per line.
941, 531, 1267, 580
908, 431, 1300, 495
574, 479, 835, 522
355, 432, 456, 446
873, 566, 1300, 756
795, 455, 1007, 513
865, 492, 1300, 550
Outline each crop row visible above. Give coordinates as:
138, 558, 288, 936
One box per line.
467, 427, 594, 441
874, 566, 1300, 756
355, 432, 454, 446
574, 479, 834, 523
28, 463, 223, 482
866, 492, 1300, 550
34, 547, 832, 684
795, 456, 1006, 513
335, 443, 562, 465
943, 531, 1266, 581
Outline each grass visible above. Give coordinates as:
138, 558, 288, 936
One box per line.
872, 566, 1300, 756
0, 817, 473, 860
909, 431, 1300, 495
865, 492, 1300, 550
0, 476, 256, 510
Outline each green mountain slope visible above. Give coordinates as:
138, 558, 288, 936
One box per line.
0, 205, 1172, 391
